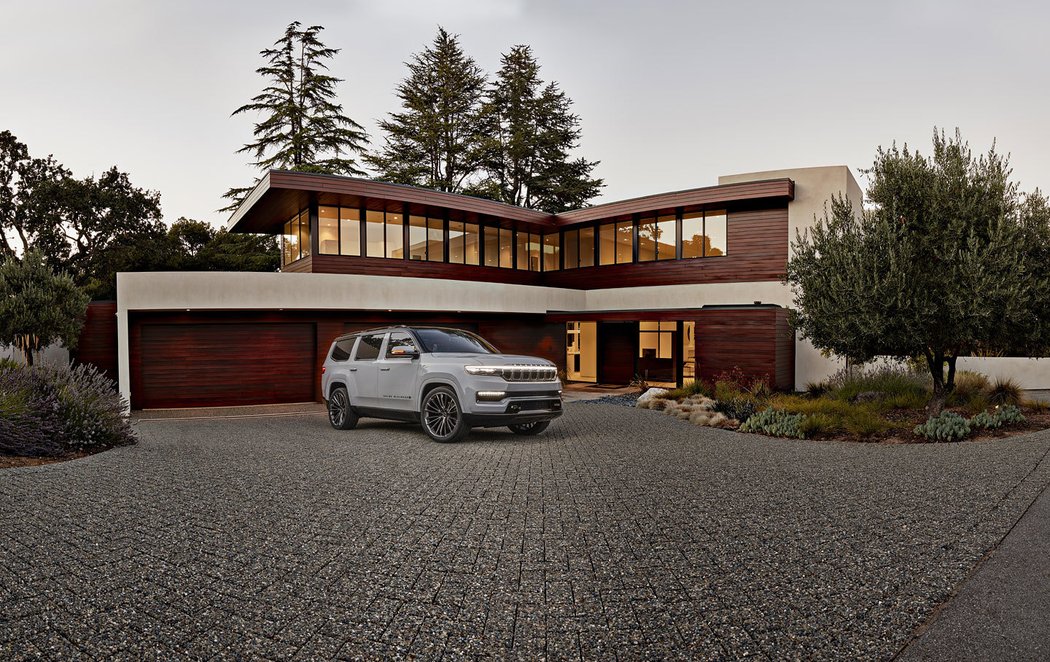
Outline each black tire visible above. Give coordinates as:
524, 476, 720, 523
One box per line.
508, 420, 550, 436
327, 386, 358, 430
420, 386, 470, 443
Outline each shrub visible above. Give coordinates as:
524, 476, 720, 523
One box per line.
770, 394, 891, 436
1023, 398, 1050, 413
739, 408, 806, 439
799, 413, 834, 437
828, 364, 928, 402
714, 396, 758, 424
969, 411, 1000, 430
747, 377, 772, 399
950, 371, 991, 403
660, 380, 713, 401
804, 380, 830, 398
987, 377, 1023, 406
994, 404, 1026, 426
0, 362, 135, 457
914, 411, 971, 442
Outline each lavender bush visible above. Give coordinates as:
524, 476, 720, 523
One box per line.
0, 361, 136, 457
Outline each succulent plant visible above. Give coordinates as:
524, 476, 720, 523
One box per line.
914, 411, 971, 442
739, 408, 806, 439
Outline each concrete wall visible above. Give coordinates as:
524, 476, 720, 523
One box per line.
0, 344, 69, 366
957, 357, 1050, 390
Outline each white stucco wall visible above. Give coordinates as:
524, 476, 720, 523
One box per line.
0, 344, 69, 366
956, 357, 1050, 390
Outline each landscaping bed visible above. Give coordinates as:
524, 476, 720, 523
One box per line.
0, 359, 136, 467
637, 365, 1048, 443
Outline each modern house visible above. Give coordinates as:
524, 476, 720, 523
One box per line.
104, 165, 862, 409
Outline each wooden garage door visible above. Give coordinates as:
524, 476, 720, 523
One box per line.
136, 322, 316, 408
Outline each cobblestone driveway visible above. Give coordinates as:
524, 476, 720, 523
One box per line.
2, 404, 1049, 660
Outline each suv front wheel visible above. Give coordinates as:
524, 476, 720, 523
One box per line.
328, 386, 359, 430
421, 386, 470, 443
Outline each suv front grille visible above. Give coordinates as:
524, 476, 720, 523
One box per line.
501, 365, 558, 382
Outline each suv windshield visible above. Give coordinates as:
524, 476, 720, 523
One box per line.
414, 328, 496, 354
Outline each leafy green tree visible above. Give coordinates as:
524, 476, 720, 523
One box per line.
787, 129, 1050, 411
470, 45, 603, 212
224, 22, 369, 210
366, 27, 487, 192
0, 249, 89, 366
0, 130, 71, 259
0, 131, 166, 298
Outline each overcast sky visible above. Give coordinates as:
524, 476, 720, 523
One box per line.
3, 0, 1047, 227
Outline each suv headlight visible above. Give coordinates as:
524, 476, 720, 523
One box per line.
465, 366, 502, 377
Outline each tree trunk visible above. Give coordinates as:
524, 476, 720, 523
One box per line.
925, 349, 946, 415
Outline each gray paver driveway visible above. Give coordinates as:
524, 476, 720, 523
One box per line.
2, 404, 1050, 660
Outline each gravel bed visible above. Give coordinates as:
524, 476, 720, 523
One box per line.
1, 404, 1048, 660
573, 392, 639, 406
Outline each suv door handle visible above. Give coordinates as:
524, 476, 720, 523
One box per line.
379, 367, 391, 371
349, 367, 357, 372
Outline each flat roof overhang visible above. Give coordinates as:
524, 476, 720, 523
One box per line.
226, 171, 795, 236
226, 171, 556, 234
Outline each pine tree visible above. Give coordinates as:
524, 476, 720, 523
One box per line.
366, 27, 487, 193
223, 22, 368, 211
471, 45, 603, 213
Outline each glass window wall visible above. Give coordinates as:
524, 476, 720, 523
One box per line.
500, 228, 514, 268
427, 217, 444, 262
656, 214, 676, 260
298, 210, 310, 258
638, 216, 657, 262
579, 227, 595, 267
616, 220, 633, 263
543, 233, 560, 271
365, 210, 385, 258
386, 212, 403, 259
484, 226, 500, 267
318, 206, 338, 255
564, 229, 579, 269
340, 208, 361, 256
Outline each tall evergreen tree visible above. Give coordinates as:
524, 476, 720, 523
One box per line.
223, 22, 369, 211
366, 27, 487, 193
471, 45, 603, 213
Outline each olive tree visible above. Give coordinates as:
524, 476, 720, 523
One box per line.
0, 249, 89, 365
787, 129, 1050, 411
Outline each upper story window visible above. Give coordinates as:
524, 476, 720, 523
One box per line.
543, 234, 560, 271
449, 221, 480, 265
516, 232, 541, 271
682, 209, 727, 258
281, 209, 310, 266
638, 214, 676, 261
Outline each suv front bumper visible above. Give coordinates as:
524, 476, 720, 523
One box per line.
462, 387, 563, 427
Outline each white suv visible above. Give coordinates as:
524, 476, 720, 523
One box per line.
321, 326, 562, 442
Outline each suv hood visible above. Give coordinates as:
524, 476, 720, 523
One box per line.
433, 353, 554, 367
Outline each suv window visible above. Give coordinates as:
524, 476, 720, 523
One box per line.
415, 328, 496, 354
386, 331, 418, 358
330, 338, 357, 362
354, 334, 385, 361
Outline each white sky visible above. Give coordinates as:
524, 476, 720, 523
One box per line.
2, 0, 1047, 227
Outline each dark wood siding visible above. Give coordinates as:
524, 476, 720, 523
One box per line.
545, 207, 788, 288
309, 254, 543, 285
73, 301, 118, 384
133, 322, 316, 409
775, 308, 795, 391
696, 308, 793, 389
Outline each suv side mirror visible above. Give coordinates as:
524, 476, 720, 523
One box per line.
389, 346, 420, 359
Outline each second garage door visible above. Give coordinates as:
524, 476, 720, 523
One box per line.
134, 322, 316, 409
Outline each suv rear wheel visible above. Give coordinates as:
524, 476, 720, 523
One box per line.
421, 386, 470, 443
327, 386, 358, 430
